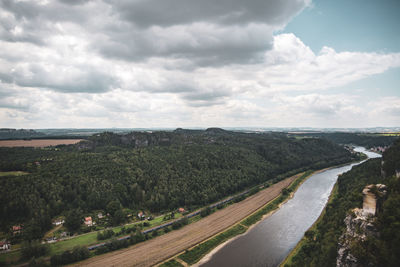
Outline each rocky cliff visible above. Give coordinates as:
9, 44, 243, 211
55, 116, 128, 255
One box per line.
336, 184, 387, 267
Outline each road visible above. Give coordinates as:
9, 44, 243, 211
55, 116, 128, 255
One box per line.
73, 173, 301, 267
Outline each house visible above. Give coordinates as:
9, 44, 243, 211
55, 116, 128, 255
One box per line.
0, 241, 10, 251
178, 208, 185, 213
84, 216, 93, 226
60, 232, 68, 237
52, 219, 64, 226
137, 212, 145, 220
97, 213, 104, 219
12, 225, 22, 235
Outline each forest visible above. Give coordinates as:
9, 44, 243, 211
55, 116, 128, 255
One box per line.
0, 129, 360, 241
292, 132, 397, 148
285, 138, 400, 267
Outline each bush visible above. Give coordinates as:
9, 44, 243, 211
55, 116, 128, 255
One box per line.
125, 226, 136, 234
21, 240, 49, 259
234, 194, 246, 203
50, 246, 89, 266
97, 229, 115, 240
181, 216, 189, 225
172, 220, 182, 230
28, 257, 49, 267
200, 207, 212, 217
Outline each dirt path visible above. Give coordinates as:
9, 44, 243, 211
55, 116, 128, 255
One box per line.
73, 173, 301, 267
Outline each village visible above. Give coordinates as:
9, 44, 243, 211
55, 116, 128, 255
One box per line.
0, 207, 187, 255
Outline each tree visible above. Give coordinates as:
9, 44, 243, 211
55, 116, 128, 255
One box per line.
112, 209, 125, 225
21, 240, 49, 259
65, 209, 82, 232
106, 200, 121, 217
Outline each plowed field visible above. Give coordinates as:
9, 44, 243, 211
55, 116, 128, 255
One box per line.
74, 173, 301, 267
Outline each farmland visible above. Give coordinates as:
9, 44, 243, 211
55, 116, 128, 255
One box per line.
0, 139, 82, 147
73, 173, 300, 267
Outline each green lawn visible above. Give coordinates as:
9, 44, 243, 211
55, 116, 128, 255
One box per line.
159, 259, 184, 267
48, 212, 183, 255
178, 224, 247, 265
0, 250, 21, 265
50, 232, 99, 255
0, 171, 28, 177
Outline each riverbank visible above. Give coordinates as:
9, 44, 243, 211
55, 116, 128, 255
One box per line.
193, 173, 311, 267
160, 171, 314, 267
279, 182, 339, 267
280, 148, 381, 267
192, 167, 338, 266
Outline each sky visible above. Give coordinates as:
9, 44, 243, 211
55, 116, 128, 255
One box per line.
0, 0, 399, 129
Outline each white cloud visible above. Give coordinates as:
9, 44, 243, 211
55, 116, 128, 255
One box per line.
0, 1, 399, 128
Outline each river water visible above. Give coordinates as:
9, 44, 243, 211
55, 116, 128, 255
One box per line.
200, 147, 381, 267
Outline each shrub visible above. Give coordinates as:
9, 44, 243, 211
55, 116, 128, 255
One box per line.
21, 240, 49, 259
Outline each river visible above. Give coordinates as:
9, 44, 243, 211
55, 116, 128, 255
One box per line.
200, 147, 381, 267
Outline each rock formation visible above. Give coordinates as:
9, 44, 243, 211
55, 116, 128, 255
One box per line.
336, 184, 387, 267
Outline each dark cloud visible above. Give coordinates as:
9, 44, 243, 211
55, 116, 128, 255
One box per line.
0, 0, 309, 65
0, 0, 93, 45
96, 22, 274, 65
108, 0, 308, 28
0, 85, 30, 111
1, 64, 116, 93
0, 72, 14, 84
58, 0, 92, 6
95, 0, 309, 64
0, 0, 90, 21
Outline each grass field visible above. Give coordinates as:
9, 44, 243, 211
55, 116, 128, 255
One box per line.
50, 232, 99, 255
0, 171, 28, 177
47, 212, 184, 255
178, 224, 247, 265
159, 259, 184, 267
0, 250, 21, 265
0, 139, 82, 147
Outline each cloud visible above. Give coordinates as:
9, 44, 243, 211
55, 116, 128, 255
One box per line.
97, 22, 275, 65
0, 1, 399, 128
0, 0, 310, 65
272, 93, 359, 116
109, 0, 310, 28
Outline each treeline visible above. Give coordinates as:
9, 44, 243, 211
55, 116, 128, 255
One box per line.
0, 129, 359, 240
286, 138, 400, 267
0, 128, 45, 140
293, 132, 397, 148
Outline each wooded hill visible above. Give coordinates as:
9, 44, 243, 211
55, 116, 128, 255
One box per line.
0, 129, 360, 240
291, 132, 397, 148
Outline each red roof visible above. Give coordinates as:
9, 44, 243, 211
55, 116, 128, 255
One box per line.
85, 217, 92, 222
178, 208, 185, 213
12, 225, 22, 231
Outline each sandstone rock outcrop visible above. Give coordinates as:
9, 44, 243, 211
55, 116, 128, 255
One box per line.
336, 184, 387, 267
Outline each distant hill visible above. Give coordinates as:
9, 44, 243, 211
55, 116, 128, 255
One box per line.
0, 128, 45, 140
290, 132, 397, 148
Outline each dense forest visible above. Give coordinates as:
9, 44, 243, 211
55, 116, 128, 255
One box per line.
0, 129, 359, 240
292, 132, 397, 148
286, 138, 400, 267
